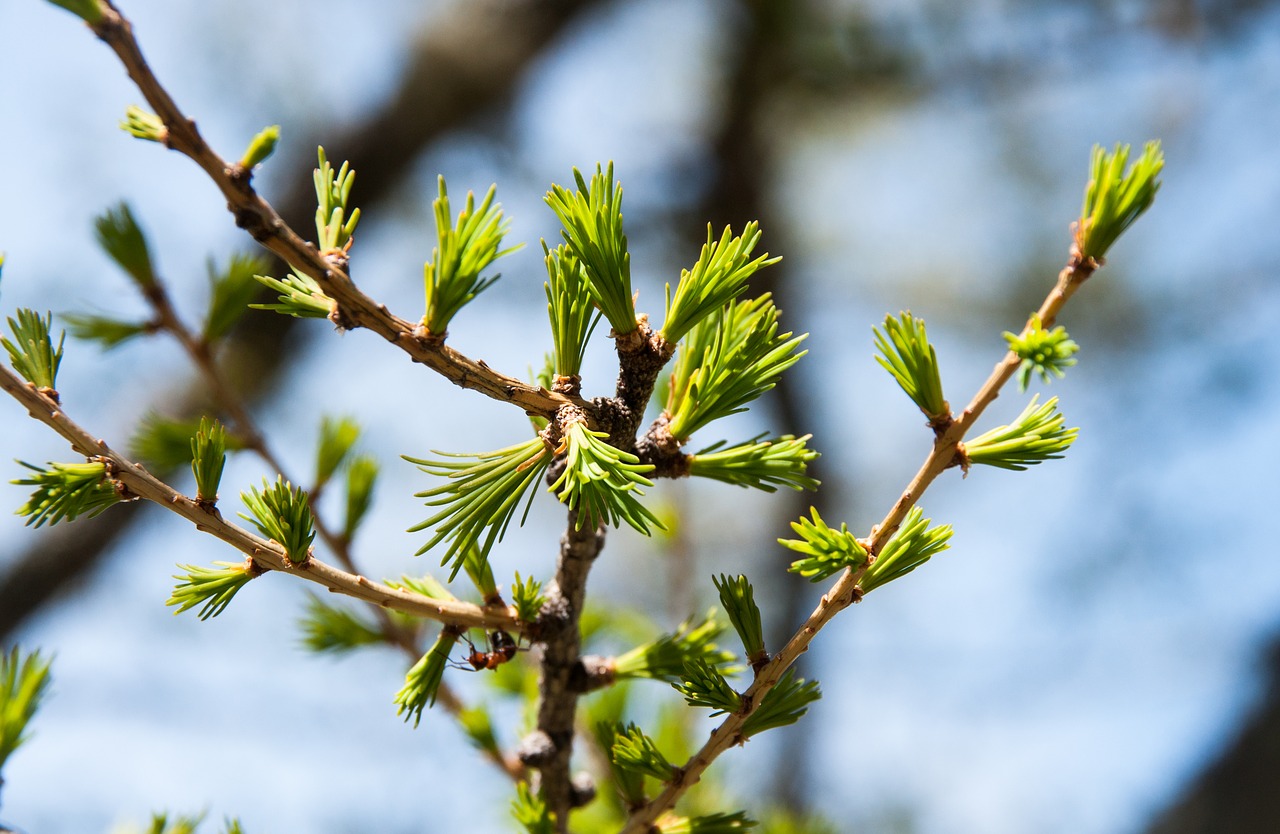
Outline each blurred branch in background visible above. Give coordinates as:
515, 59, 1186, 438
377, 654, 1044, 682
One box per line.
0, 0, 601, 641
693, 0, 917, 812
1142, 635, 1280, 834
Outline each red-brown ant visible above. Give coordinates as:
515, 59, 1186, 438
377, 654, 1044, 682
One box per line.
451, 629, 519, 672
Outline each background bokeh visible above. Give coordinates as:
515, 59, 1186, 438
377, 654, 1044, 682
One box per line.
1, 1, 1278, 832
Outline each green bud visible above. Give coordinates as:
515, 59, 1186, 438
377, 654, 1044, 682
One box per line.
239, 125, 280, 169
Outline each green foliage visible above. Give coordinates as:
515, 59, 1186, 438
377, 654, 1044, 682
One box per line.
203, 253, 267, 343
131, 813, 243, 834
754, 810, 838, 834
513, 781, 556, 834
0, 646, 53, 774
252, 267, 334, 319
407, 435, 551, 579
544, 243, 601, 378
1077, 141, 1164, 261
859, 506, 953, 594
45, 0, 104, 22
665, 295, 807, 440
780, 508, 869, 582
1004, 315, 1079, 391
712, 574, 764, 662
133, 412, 242, 470
120, 105, 166, 142
252, 149, 358, 316
740, 669, 820, 738
687, 434, 819, 493
94, 202, 156, 289
395, 629, 458, 728
673, 658, 741, 716
144, 812, 203, 834
421, 178, 518, 336
314, 147, 360, 255
3, 308, 65, 393
458, 704, 504, 761
661, 222, 779, 345
342, 454, 378, 542
612, 722, 677, 781
391, 573, 456, 601
190, 416, 227, 505
314, 415, 360, 490
63, 313, 150, 349
548, 422, 662, 534
239, 125, 280, 170
133, 414, 203, 469
167, 560, 255, 620
299, 595, 383, 653
613, 611, 735, 683
512, 572, 546, 623
963, 395, 1078, 471
873, 312, 948, 420
660, 812, 757, 834
545, 163, 637, 335
238, 477, 315, 564
13, 459, 121, 527
594, 719, 646, 807
462, 541, 499, 602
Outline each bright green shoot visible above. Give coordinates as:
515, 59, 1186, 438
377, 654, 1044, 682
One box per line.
963, 395, 1078, 471
548, 422, 661, 534
665, 295, 807, 441
1077, 141, 1163, 261
0, 646, 53, 775
167, 560, 256, 620
422, 178, 519, 336
873, 312, 948, 422
661, 222, 779, 345
545, 163, 637, 335
13, 460, 121, 528
3, 309, 65, 395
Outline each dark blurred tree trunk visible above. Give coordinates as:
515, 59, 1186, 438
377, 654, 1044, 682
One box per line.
1142, 636, 1280, 834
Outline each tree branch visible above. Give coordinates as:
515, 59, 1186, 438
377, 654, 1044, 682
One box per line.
525, 512, 605, 831
0, 362, 519, 632
0, 0, 603, 640
618, 251, 1099, 833
88, 1, 583, 422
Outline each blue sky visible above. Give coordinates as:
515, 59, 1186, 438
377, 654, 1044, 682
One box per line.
2, 1, 1279, 832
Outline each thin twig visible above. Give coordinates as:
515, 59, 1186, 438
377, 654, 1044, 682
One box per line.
88, 1, 584, 423
0, 362, 519, 632
163, 305, 530, 779
618, 253, 1098, 833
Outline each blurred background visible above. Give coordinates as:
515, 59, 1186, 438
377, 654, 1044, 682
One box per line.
0, 0, 1278, 832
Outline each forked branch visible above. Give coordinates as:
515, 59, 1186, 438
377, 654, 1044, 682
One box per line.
618, 251, 1101, 833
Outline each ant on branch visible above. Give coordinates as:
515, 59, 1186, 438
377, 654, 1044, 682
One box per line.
450, 629, 520, 672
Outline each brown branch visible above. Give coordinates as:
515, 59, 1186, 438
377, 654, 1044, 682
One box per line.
0, 362, 519, 632
524, 512, 605, 832
89, 1, 584, 423
522, 313, 685, 827
1, 0, 604, 641
618, 251, 1099, 833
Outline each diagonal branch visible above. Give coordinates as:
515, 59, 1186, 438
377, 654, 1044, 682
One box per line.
0, 0, 603, 640
618, 251, 1099, 833
0, 361, 519, 632
89, 1, 583, 422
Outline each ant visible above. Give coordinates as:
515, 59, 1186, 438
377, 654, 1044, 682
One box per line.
451, 629, 520, 672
